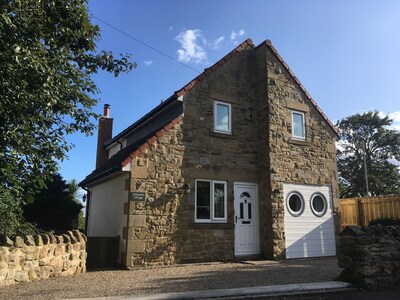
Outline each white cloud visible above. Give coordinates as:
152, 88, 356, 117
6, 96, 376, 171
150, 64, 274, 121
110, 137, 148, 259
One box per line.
379, 111, 400, 131
230, 29, 246, 42
175, 29, 207, 64
169, 26, 173, 32
144, 60, 153, 66
211, 36, 224, 50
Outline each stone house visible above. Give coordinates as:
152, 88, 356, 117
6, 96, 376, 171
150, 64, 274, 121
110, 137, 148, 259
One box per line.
80, 39, 339, 267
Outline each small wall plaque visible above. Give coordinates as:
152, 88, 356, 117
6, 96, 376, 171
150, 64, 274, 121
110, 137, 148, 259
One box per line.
130, 192, 146, 201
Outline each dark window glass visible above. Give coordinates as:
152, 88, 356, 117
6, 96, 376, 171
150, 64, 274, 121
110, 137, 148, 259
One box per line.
313, 196, 325, 212
287, 192, 304, 217
196, 181, 210, 219
248, 203, 252, 219
289, 194, 302, 212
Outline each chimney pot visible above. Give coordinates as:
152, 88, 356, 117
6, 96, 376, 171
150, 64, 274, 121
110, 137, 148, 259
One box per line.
103, 104, 110, 117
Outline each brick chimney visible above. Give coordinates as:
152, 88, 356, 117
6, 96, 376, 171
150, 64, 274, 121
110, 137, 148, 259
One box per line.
96, 104, 113, 168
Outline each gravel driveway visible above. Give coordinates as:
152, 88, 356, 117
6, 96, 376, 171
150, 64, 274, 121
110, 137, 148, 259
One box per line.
0, 257, 341, 300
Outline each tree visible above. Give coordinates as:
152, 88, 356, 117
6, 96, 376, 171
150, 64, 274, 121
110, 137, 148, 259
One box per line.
23, 173, 83, 232
0, 0, 135, 198
0, 189, 37, 237
68, 178, 86, 229
336, 111, 400, 198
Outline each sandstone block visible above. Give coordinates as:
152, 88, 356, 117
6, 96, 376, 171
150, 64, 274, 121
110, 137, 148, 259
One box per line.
14, 270, 29, 282
40, 234, 50, 245
13, 236, 24, 248
24, 235, 35, 246
131, 215, 146, 227
0, 236, 13, 247
28, 268, 38, 281
33, 235, 43, 246
127, 240, 145, 253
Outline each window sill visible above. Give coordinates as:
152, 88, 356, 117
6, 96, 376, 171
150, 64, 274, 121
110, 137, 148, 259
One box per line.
210, 132, 235, 139
289, 138, 308, 146
189, 223, 234, 229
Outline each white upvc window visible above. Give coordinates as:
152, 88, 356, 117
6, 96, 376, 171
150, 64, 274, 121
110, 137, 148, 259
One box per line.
214, 101, 231, 134
195, 179, 227, 223
291, 111, 305, 140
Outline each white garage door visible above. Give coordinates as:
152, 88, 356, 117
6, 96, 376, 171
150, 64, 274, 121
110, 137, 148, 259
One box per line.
283, 183, 336, 259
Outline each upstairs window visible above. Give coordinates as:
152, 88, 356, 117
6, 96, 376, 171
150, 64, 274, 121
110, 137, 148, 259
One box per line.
214, 101, 231, 134
291, 111, 305, 140
195, 180, 227, 223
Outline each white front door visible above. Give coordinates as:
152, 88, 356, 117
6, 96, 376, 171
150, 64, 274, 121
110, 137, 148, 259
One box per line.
234, 183, 259, 256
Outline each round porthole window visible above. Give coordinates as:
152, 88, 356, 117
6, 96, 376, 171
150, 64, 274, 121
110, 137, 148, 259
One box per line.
286, 191, 305, 217
310, 193, 328, 217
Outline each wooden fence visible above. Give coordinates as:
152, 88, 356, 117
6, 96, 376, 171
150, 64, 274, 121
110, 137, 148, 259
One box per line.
340, 195, 400, 227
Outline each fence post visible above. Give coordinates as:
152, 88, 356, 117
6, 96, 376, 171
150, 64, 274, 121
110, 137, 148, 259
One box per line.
354, 198, 361, 226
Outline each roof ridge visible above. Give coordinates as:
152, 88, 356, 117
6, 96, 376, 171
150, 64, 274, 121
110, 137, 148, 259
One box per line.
261, 39, 339, 137
175, 38, 255, 97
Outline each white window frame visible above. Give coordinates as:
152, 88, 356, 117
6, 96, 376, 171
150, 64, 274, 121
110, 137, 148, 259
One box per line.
214, 101, 232, 134
195, 179, 227, 223
291, 110, 306, 140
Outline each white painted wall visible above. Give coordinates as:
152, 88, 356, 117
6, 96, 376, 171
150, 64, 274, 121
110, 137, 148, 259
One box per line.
283, 183, 336, 259
87, 173, 129, 261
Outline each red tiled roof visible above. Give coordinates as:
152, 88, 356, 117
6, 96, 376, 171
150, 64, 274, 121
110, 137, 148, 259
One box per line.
81, 38, 339, 186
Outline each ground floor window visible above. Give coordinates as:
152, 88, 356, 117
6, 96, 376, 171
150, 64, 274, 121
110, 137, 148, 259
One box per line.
195, 179, 227, 223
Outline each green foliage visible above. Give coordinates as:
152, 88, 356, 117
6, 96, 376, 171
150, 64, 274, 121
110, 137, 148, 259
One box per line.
368, 218, 400, 227
336, 111, 400, 198
0, 0, 135, 199
23, 174, 83, 232
0, 190, 37, 237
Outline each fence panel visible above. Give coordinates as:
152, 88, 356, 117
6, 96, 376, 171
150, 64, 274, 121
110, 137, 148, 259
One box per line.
340, 195, 400, 227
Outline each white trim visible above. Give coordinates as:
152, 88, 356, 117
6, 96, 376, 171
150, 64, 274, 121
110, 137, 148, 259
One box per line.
291, 110, 305, 140
310, 192, 328, 217
195, 179, 227, 223
286, 191, 305, 217
214, 101, 232, 134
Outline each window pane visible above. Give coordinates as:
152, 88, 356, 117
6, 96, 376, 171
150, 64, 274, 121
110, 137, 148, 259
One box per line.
248, 203, 252, 219
287, 192, 304, 217
196, 181, 211, 219
293, 113, 304, 138
312, 196, 325, 212
214, 183, 225, 218
216, 104, 230, 131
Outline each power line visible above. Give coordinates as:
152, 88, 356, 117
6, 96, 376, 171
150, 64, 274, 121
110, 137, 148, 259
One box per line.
92, 16, 201, 74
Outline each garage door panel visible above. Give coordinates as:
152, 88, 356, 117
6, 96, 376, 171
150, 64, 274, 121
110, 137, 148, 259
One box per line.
283, 183, 336, 259
287, 249, 336, 259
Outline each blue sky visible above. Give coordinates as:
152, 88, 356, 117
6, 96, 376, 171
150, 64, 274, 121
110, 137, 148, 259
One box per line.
60, 0, 400, 183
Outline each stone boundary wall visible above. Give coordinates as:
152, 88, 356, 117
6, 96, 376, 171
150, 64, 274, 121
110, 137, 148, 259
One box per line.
0, 230, 86, 286
338, 225, 400, 288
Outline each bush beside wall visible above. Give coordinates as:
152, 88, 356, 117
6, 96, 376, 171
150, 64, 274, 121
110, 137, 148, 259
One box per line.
0, 230, 86, 286
338, 225, 400, 288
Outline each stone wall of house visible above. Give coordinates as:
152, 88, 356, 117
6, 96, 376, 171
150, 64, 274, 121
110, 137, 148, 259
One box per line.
262, 44, 339, 258
0, 230, 86, 286
338, 225, 400, 287
123, 43, 339, 266
124, 47, 260, 267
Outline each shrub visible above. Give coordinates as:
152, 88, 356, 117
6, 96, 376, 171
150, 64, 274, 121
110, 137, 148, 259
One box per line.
0, 190, 38, 237
368, 217, 400, 227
